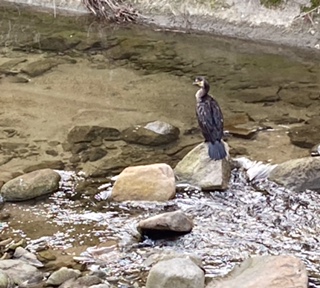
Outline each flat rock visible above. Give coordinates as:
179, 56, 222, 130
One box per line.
121, 121, 180, 146
23, 160, 65, 173
231, 87, 280, 103
0, 259, 43, 285
21, 59, 60, 77
138, 210, 193, 239
174, 142, 231, 190
269, 157, 320, 192
67, 125, 120, 144
14, 247, 44, 267
0, 168, 60, 201
111, 163, 176, 201
206, 255, 307, 288
288, 122, 320, 149
146, 257, 205, 288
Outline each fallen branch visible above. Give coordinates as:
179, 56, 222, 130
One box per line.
82, 0, 141, 23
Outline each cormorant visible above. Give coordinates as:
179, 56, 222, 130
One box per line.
193, 76, 227, 160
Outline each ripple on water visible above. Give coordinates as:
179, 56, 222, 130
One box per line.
3, 169, 320, 286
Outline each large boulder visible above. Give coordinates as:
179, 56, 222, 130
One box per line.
268, 157, 320, 192
0, 169, 60, 201
174, 142, 231, 190
206, 255, 307, 288
121, 121, 180, 146
138, 210, 193, 239
146, 257, 205, 288
111, 163, 176, 201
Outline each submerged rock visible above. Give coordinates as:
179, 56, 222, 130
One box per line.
0, 169, 60, 201
206, 255, 307, 288
288, 122, 320, 149
111, 163, 176, 201
269, 157, 320, 192
138, 210, 193, 239
146, 257, 205, 288
121, 121, 180, 146
174, 142, 231, 190
67, 125, 121, 144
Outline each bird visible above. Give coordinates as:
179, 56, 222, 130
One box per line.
193, 76, 227, 160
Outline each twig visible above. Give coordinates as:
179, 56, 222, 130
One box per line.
293, 5, 320, 22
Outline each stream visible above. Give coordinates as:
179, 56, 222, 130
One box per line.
0, 2, 320, 287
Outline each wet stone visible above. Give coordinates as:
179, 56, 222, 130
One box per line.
288, 122, 320, 149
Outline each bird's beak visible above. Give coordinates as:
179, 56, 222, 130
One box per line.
193, 80, 199, 86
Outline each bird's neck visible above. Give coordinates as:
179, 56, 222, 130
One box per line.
195, 88, 208, 102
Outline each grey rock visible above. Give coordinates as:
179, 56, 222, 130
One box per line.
90, 284, 110, 288
0, 58, 26, 75
138, 210, 193, 239
311, 143, 320, 157
67, 126, 120, 144
46, 267, 81, 286
121, 121, 180, 146
0, 259, 43, 285
0, 270, 9, 288
146, 257, 205, 288
26, 36, 80, 52
269, 157, 320, 192
279, 87, 317, 108
59, 275, 101, 288
206, 255, 307, 288
14, 247, 44, 267
174, 142, 231, 190
288, 122, 320, 149
0, 169, 60, 201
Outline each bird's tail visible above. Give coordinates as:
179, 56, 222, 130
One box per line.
208, 141, 227, 160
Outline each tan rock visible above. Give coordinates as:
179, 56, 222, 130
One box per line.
174, 142, 231, 190
111, 163, 175, 201
206, 255, 308, 288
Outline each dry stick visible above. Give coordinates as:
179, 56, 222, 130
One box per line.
293, 5, 320, 22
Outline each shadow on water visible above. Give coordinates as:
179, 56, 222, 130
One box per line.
0, 2, 320, 287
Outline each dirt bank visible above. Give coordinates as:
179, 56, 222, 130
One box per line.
3, 0, 320, 51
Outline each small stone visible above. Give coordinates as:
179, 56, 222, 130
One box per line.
37, 250, 57, 261
45, 149, 59, 157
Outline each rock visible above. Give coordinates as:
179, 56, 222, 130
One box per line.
0, 58, 27, 74
21, 59, 60, 77
0, 270, 10, 288
59, 275, 101, 288
146, 257, 205, 288
111, 163, 176, 201
46, 267, 81, 286
37, 250, 57, 262
311, 143, 320, 157
225, 124, 258, 139
90, 285, 110, 288
288, 122, 320, 149
121, 121, 180, 146
27, 35, 80, 52
206, 255, 307, 288
67, 126, 120, 144
174, 142, 231, 190
279, 87, 317, 108
138, 210, 193, 239
14, 247, 44, 267
23, 160, 65, 173
231, 87, 280, 103
268, 115, 304, 125
0, 169, 60, 201
269, 157, 320, 192
0, 259, 43, 285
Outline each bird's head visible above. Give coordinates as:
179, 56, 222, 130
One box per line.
193, 76, 210, 91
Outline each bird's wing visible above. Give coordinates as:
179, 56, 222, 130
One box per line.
197, 97, 223, 142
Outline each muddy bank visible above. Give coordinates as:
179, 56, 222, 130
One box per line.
3, 0, 320, 51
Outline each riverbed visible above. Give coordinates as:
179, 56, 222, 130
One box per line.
0, 2, 320, 287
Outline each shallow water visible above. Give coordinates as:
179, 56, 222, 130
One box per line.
1, 3, 320, 287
